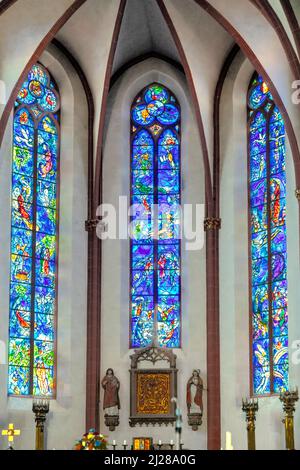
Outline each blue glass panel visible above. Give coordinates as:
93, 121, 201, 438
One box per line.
249, 125, 266, 155
11, 254, 32, 284
273, 363, 289, 393
132, 104, 155, 126
273, 309, 288, 337
158, 195, 180, 219
252, 257, 268, 285
248, 82, 269, 109
132, 270, 154, 296
250, 151, 266, 181
249, 111, 266, 130
158, 144, 179, 170
34, 314, 54, 341
157, 269, 180, 295
34, 341, 54, 368
272, 252, 286, 282
157, 244, 180, 270
270, 173, 286, 201
253, 366, 270, 394
272, 280, 287, 310
131, 195, 153, 218
33, 367, 54, 396
39, 116, 57, 134
158, 218, 180, 242
132, 145, 154, 170
11, 228, 32, 257
35, 233, 56, 263
130, 219, 153, 243
9, 282, 31, 312
271, 226, 286, 253
37, 179, 56, 209
131, 244, 154, 270
12, 173, 33, 204
251, 230, 268, 259
36, 205, 56, 234
132, 170, 154, 194
271, 199, 285, 227
131, 296, 154, 348
14, 108, 34, 127
14, 122, 34, 150
251, 204, 267, 233
8, 366, 30, 395
37, 153, 57, 182
158, 170, 179, 194
34, 287, 55, 315
273, 336, 288, 365
157, 104, 179, 125
253, 339, 270, 368
270, 144, 285, 175
252, 310, 269, 340
11, 199, 33, 231
35, 259, 56, 288
250, 178, 267, 207
38, 88, 59, 113
252, 283, 269, 313
9, 338, 31, 366
158, 295, 180, 347
38, 130, 58, 158
9, 310, 31, 339
13, 146, 34, 176
144, 84, 169, 104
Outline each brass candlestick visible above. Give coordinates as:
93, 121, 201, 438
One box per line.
32, 399, 50, 450
280, 388, 299, 450
242, 398, 259, 450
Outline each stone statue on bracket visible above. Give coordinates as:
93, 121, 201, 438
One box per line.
101, 368, 120, 431
186, 369, 203, 431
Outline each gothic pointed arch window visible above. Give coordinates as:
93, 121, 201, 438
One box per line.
8, 63, 60, 396
248, 73, 288, 395
130, 83, 181, 348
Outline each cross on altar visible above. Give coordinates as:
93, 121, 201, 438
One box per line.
2, 423, 21, 448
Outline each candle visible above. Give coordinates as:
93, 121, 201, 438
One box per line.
158, 440, 162, 445
123, 440, 127, 446
112, 440, 116, 446
170, 439, 174, 445
225, 432, 233, 450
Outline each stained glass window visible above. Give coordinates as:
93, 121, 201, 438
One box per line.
8, 63, 60, 396
130, 83, 181, 348
248, 74, 288, 395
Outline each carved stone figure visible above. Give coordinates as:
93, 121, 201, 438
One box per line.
186, 369, 203, 431
101, 368, 120, 431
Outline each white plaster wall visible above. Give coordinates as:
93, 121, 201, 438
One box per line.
0, 46, 88, 450
219, 52, 300, 450
101, 58, 207, 449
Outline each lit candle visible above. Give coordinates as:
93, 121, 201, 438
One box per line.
123, 440, 127, 446
170, 439, 174, 445
158, 440, 162, 445
225, 432, 233, 450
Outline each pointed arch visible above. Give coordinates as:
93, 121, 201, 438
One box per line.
8, 63, 60, 397
130, 83, 181, 349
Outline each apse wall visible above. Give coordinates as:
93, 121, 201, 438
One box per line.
101, 58, 207, 449
219, 52, 300, 450
0, 46, 88, 450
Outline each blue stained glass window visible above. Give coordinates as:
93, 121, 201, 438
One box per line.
8, 63, 60, 397
248, 74, 288, 395
130, 84, 181, 348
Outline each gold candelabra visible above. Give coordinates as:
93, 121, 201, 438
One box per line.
242, 398, 259, 450
32, 399, 50, 450
280, 388, 298, 450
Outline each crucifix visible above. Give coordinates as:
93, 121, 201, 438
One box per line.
1, 423, 21, 450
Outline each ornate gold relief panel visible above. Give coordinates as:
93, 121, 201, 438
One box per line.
136, 372, 170, 415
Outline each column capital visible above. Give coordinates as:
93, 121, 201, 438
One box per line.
85, 218, 100, 232
295, 189, 300, 200
204, 217, 221, 231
